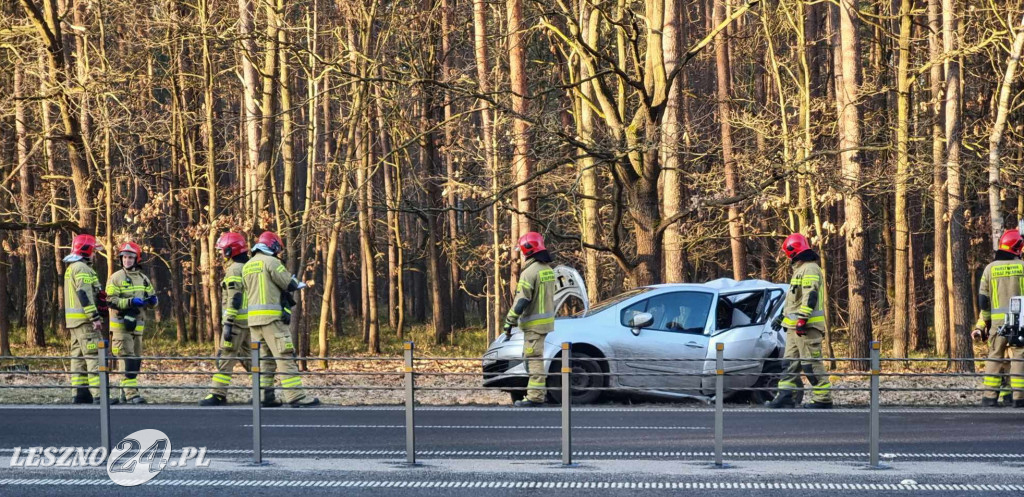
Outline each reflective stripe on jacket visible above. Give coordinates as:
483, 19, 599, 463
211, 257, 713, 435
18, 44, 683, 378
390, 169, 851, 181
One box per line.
782, 260, 825, 331
106, 268, 155, 333
977, 259, 1024, 329
65, 261, 102, 328
243, 253, 296, 326
507, 259, 557, 333
222, 261, 249, 328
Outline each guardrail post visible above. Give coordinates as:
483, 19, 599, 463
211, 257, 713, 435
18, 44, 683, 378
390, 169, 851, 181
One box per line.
251, 342, 262, 465
869, 341, 881, 469
561, 342, 573, 466
404, 341, 416, 465
97, 341, 111, 457
714, 342, 724, 468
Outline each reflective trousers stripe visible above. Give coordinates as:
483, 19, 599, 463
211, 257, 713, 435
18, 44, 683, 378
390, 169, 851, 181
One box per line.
212, 374, 232, 385
777, 380, 798, 390
120, 379, 138, 387
983, 376, 1002, 387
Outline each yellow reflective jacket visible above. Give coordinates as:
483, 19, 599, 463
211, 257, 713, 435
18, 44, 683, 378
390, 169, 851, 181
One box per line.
222, 261, 248, 329
783, 260, 825, 332
506, 259, 557, 333
106, 268, 155, 334
976, 258, 1024, 329
64, 261, 103, 329
243, 252, 297, 326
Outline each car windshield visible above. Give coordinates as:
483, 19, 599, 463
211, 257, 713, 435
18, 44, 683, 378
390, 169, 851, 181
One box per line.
571, 287, 653, 317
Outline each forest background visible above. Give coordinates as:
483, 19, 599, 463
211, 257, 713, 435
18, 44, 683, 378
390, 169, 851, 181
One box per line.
1, 0, 1022, 372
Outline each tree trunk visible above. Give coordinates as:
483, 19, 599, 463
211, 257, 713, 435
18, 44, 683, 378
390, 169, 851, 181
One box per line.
837, 0, 872, 367
943, 0, 973, 370
16, 61, 44, 348
713, 0, 746, 281
893, 0, 911, 358
440, 0, 464, 330
662, 0, 685, 283
507, 0, 533, 240
238, 0, 261, 218
19, 0, 94, 230
929, 0, 949, 357
473, 0, 502, 339
987, 15, 1024, 247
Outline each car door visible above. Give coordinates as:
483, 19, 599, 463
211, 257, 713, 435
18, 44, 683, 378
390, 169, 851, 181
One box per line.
609, 291, 715, 391
712, 290, 770, 391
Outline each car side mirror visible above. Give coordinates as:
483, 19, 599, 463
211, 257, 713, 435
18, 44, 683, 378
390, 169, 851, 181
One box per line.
626, 312, 654, 336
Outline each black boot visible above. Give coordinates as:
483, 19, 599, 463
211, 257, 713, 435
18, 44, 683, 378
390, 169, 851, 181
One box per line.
1013, 399, 1024, 408
199, 394, 227, 406
288, 396, 320, 408
262, 389, 282, 408
804, 401, 833, 409
767, 391, 796, 409
513, 399, 546, 408
981, 397, 999, 407
72, 388, 93, 405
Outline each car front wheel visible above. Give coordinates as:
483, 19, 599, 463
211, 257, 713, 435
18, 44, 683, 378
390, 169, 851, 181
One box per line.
546, 351, 604, 404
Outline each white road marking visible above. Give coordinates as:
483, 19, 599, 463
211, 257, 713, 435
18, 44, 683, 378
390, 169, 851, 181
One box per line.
1, 447, 1014, 460
245, 424, 707, 430
0, 478, 1020, 491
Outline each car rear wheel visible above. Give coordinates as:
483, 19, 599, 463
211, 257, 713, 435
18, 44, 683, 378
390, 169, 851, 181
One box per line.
546, 351, 604, 404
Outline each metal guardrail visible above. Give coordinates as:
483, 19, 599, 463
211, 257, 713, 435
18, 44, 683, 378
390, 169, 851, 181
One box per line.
1, 340, 1021, 470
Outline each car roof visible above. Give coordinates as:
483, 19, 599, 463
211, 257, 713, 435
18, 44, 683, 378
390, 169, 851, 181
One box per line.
644, 278, 785, 293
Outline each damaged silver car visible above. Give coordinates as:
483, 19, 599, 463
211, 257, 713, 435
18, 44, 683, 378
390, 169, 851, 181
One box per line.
482, 267, 789, 404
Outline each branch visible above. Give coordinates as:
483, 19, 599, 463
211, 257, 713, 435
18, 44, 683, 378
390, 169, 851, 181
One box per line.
0, 219, 82, 232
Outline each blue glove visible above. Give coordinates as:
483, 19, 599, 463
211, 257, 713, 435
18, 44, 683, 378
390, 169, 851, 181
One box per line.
146, 295, 158, 306
130, 297, 146, 308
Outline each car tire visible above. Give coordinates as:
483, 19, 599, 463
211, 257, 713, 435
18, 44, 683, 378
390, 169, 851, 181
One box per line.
546, 351, 604, 405
749, 353, 782, 405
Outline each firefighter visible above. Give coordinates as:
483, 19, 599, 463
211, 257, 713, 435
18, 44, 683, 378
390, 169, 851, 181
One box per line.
106, 242, 158, 404
200, 232, 280, 406
504, 231, 558, 408
242, 231, 318, 407
971, 229, 1024, 408
768, 233, 832, 409
64, 234, 108, 404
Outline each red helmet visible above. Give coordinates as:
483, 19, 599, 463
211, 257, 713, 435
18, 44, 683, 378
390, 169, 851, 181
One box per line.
517, 231, 546, 257
782, 233, 812, 260
998, 229, 1024, 256
257, 231, 284, 254
118, 242, 142, 258
71, 234, 101, 258
118, 241, 142, 267
216, 232, 249, 258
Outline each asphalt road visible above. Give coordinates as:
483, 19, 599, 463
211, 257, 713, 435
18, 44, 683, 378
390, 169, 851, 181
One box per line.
1, 405, 1022, 459
2, 405, 1023, 496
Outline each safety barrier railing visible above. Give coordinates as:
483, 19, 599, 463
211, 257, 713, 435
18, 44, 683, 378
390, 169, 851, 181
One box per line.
2, 340, 1022, 470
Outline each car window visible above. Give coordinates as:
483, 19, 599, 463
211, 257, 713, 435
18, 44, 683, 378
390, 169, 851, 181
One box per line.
575, 287, 653, 317
716, 291, 765, 329
760, 289, 785, 323
623, 291, 713, 334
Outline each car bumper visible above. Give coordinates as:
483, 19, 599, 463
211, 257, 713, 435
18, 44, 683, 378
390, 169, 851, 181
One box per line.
481, 334, 530, 390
